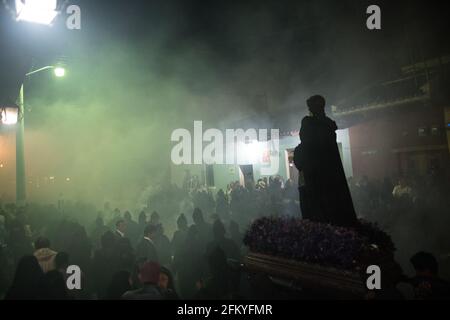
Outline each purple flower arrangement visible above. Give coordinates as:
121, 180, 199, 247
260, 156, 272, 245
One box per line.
243, 216, 395, 271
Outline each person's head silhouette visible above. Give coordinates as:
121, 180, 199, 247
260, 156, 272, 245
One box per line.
212, 219, 226, 240
307, 95, 326, 116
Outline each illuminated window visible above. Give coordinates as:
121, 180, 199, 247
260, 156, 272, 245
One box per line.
431, 126, 439, 136
418, 127, 427, 137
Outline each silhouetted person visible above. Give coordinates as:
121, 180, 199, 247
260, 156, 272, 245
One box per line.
108, 208, 122, 229
33, 237, 57, 273
192, 208, 213, 251
90, 216, 109, 250
55, 252, 69, 275
53, 251, 74, 296
92, 231, 119, 299
175, 225, 206, 299
294, 95, 357, 227
112, 235, 134, 272
39, 270, 69, 300
0, 215, 6, 248
114, 219, 126, 239
159, 266, 179, 300
154, 223, 171, 266
8, 212, 33, 263
196, 247, 233, 300
67, 225, 91, 276
5, 255, 44, 300
136, 224, 159, 263
121, 261, 162, 300
107, 270, 131, 300
408, 251, 450, 299
138, 211, 147, 239
124, 211, 140, 246
365, 262, 406, 300
229, 220, 243, 247
171, 213, 189, 258
207, 219, 240, 262
150, 211, 160, 226
216, 189, 230, 221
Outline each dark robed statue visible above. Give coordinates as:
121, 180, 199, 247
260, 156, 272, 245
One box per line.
294, 95, 357, 227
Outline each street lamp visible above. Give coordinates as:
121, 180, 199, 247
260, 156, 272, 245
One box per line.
54, 67, 65, 77
0, 105, 19, 125
5, 1, 64, 205
15, 65, 65, 205
15, 0, 59, 25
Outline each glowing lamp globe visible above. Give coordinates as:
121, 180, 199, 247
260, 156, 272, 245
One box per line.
15, 0, 59, 25
54, 67, 66, 77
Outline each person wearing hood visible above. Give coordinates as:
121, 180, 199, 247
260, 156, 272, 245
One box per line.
33, 237, 57, 273
5, 255, 44, 300
293, 95, 357, 227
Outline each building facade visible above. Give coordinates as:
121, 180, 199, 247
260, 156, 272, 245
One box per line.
333, 55, 450, 181
170, 129, 353, 192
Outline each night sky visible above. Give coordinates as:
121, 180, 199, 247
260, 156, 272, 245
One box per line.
1, 0, 449, 111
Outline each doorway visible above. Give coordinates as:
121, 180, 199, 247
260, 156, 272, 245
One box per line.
239, 165, 254, 187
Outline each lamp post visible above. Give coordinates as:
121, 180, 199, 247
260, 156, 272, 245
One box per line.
15, 65, 65, 206
16, 84, 25, 205
3, 0, 63, 205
